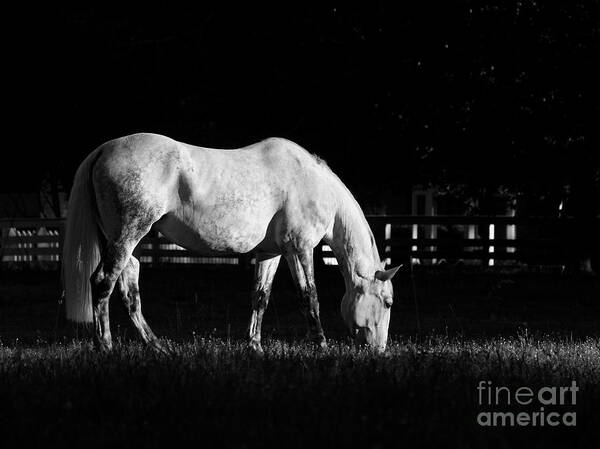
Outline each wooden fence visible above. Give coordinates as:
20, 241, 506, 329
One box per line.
317, 215, 594, 268
0, 216, 595, 269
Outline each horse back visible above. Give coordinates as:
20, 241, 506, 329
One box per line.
92, 133, 339, 253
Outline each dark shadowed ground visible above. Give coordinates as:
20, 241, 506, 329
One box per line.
1, 265, 599, 448
1, 264, 599, 343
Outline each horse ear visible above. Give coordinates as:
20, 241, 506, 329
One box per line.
375, 265, 402, 281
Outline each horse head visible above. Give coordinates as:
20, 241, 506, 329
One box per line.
340, 263, 401, 352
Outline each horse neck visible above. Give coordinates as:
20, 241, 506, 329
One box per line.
326, 186, 381, 290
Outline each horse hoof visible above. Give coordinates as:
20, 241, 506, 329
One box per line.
94, 340, 113, 353
316, 339, 328, 350
303, 336, 327, 350
248, 340, 264, 357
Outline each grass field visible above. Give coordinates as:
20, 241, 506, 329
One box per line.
1, 266, 599, 448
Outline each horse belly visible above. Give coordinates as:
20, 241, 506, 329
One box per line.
155, 205, 275, 255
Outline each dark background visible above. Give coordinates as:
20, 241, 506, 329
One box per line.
3, 3, 600, 215
2, 6, 600, 447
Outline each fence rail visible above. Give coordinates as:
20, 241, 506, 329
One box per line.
0, 216, 595, 268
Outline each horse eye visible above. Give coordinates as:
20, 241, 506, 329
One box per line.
383, 297, 393, 308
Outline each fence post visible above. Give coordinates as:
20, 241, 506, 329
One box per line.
384, 222, 391, 265
152, 230, 161, 266
411, 222, 419, 265
488, 223, 495, 267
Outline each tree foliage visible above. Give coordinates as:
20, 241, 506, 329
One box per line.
4, 3, 599, 214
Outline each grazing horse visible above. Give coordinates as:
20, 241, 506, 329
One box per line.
62, 133, 400, 353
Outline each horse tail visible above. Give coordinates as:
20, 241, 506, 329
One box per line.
62, 148, 103, 323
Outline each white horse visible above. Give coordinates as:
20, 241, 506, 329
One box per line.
62, 133, 400, 353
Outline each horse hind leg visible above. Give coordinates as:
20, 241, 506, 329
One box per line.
90, 241, 137, 352
90, 222, 159, 351
117, 256, 165, 352
91, 159, 166, 351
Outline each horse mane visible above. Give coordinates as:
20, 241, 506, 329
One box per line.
311, 153, 329, 168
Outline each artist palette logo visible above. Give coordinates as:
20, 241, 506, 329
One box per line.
477, 380, 578, 427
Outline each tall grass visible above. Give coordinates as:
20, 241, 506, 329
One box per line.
1, 268, 598, 447
1, 335, 599, 448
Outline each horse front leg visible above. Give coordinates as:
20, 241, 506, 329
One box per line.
248, 254, 281, 354
285, 249, 327, 349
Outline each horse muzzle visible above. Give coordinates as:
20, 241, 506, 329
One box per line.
352, 326, 387, 353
